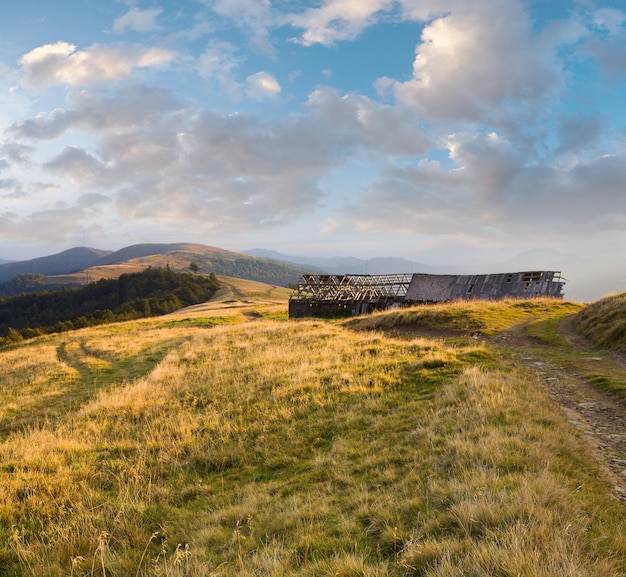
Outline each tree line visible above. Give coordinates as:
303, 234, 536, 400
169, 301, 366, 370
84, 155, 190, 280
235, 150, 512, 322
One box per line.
0, 267, 220, 346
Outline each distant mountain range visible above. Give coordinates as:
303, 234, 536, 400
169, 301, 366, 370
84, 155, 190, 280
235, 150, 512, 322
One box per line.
0, 247, 111, 283
1, 244, 623, 302
245, 248, 626, 303
0, 243, 318, 296
243, 249, 445, 275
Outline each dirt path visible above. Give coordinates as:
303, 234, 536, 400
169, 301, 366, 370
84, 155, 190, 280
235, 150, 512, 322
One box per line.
492, 316, 626, 503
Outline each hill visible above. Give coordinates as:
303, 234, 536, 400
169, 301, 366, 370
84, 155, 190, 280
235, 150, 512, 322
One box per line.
245, 248, 441, 275
0, 267, 220, 341
574, 292, 626, 350
1, 296, 626, 575
0, 243, 315, 294
0, 247, 110, 282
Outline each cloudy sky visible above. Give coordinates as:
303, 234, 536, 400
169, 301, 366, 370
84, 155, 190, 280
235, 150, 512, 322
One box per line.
1, 0, 626, 299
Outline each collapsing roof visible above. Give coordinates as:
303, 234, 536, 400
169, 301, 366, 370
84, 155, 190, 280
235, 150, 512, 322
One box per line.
288, 271, 565, 318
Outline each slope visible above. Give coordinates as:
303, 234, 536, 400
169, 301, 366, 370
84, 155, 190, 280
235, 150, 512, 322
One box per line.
0, 247, 111, 282
1, 243, 315, 291
1, 297, 625, 575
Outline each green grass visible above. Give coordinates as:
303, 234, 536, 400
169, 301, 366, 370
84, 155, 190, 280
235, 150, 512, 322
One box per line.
1, 300, 626, 576
345, 298, 582, 337
574, 293, 626, 350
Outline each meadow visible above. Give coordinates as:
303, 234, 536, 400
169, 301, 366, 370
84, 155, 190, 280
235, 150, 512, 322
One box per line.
1, 284, 625, 576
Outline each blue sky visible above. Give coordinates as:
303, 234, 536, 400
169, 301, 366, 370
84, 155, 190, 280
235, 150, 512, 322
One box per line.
1, 0, 626, 300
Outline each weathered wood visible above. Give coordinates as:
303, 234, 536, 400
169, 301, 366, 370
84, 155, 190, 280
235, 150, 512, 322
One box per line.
288, 271, 565, 318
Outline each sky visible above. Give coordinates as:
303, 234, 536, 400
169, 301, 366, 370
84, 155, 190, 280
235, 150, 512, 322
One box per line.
1, 0, 626, 300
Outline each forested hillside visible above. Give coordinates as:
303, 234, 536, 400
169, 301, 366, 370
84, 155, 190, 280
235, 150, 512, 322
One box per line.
0, 273, 82, 297
0, 267, 219, 343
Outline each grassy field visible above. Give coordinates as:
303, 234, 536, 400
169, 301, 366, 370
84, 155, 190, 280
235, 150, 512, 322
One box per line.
1, 289, 626, 576
575, 292, 626, 350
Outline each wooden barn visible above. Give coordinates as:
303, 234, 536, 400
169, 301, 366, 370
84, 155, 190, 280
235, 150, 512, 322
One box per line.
288, 271, 565, 318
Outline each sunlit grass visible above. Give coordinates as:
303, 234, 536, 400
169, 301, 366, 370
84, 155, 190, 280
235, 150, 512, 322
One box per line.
0, 302, 625, 576
345, 298, 583, 337
575, 292, 626, 350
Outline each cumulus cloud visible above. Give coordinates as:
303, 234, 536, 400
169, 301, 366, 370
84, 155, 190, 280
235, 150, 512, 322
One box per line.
0, 142, 33, 165
583, 35, 626, 78
591, 8, 626, 36
105, 108, 354, 232
77, 192, 111, 208
10, 108, 77, 140
203, 0, 277, 57
307, 86, 429, 156
18, 104, 352, 235
555, 112, 606, 156
0, 206, 105, 245
19, 41, 176, 88
10, 85, 184, 140
245, 72, 281, 101
391, 1, 566, 122
208, 0, 273, 30
340, 133, 626, 244
111, 7, 162, 34
198, 41, 245, 98
3, 0, 626, 269
45, 146, 112, 186
289, 0, 395, 46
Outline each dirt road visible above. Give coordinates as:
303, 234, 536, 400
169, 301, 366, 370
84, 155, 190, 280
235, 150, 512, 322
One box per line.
492, 316, 626, 503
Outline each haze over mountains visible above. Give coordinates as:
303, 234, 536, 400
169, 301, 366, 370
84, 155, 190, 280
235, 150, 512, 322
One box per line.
0, 244, 316, 293
245, 248, 625, 303
0, 243, 623, 302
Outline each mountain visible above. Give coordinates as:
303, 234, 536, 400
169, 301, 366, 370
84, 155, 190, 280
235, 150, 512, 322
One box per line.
85, 243, 317, 287
244, 247, 626, 302
244, 249, 440, 275
92, 242, 233, 266
0, 247, 111, 283
0, 243, 317, 294
0, 259, 11, 265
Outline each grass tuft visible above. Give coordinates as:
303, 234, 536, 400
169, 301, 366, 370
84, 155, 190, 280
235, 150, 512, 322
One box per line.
575, 292, 626, 349
0, 301, 625, 575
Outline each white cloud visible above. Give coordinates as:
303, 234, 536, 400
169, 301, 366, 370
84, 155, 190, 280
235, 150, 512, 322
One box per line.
583, 33, 626, 78
19, 41, 176, 88
0, 206, 106, 245
198, 41, 244, 98
204, 0, 277, 57
45, 146, 112, 186
10, 86, 183, 140
338, 127, 626, 245
391, 1, 566, 122
307, 86, 429, 156
14, 104, 352, 236
245, 72, 281, 101
289, 0, 395, 46
591, 8, 626, 36
111, 7, 162, 34
554, 112, 605, 156
209, 0, 272, 27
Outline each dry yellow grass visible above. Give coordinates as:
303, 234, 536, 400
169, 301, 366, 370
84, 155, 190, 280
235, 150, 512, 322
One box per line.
0, 300, 625, 576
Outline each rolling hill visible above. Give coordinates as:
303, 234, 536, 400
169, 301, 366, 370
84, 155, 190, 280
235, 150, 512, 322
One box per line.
245, 248, 442, 275
0, 247, 111, 282
1, 294, 626, 575
0, 243, 318, 296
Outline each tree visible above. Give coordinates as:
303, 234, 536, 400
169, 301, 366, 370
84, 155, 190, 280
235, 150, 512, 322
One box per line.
189, 262, 200, 273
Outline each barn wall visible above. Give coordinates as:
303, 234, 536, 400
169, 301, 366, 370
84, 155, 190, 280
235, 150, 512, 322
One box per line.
405, 271, 564, 303
404, 274, 459, 302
